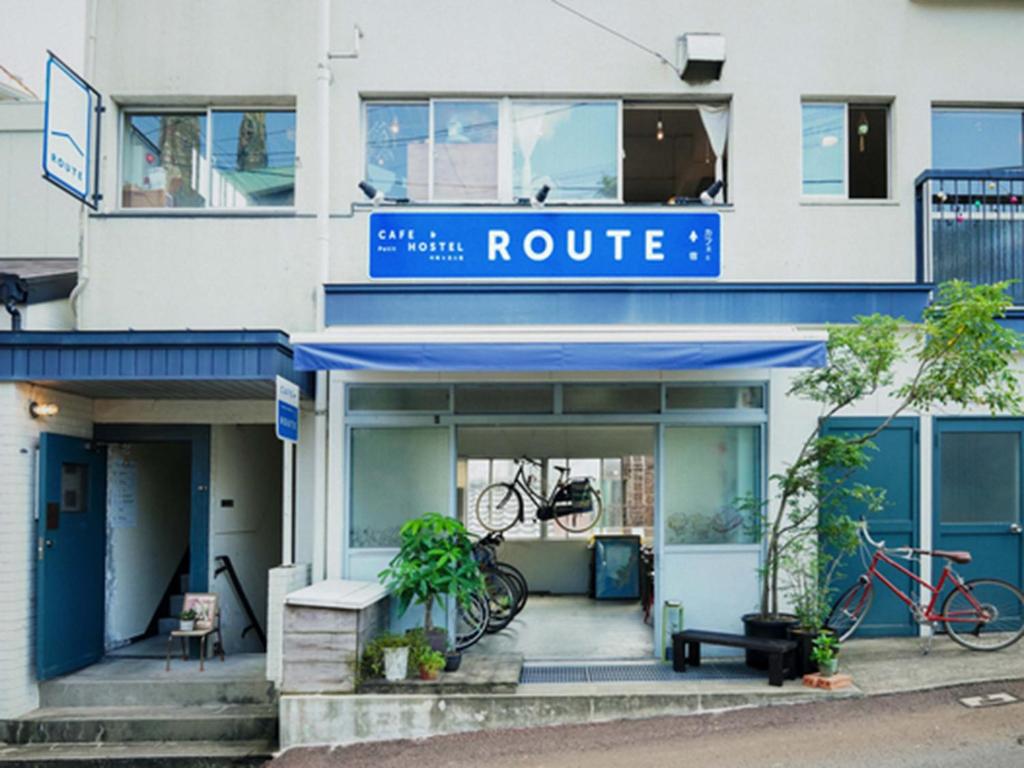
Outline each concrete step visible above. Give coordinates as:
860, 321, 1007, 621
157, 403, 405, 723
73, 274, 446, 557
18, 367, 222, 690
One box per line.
168, 595, 184, 617
157, 618, 178, 635
40, 678, 275, 709
0, 739, 273, 767
3, 705, 277, 745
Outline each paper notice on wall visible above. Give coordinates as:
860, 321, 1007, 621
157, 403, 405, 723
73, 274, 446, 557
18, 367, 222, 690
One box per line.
108, 445, 139, 528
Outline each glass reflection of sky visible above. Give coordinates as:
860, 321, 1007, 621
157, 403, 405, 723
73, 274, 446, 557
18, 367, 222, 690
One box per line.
932, 110, 1023, 170
802, 104, 844, 195
211, 111, 296, 170
513, 102, 618, 200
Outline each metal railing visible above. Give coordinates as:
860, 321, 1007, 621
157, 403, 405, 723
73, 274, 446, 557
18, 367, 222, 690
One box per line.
214, 554, 267, 649
916, 168, 1024, 305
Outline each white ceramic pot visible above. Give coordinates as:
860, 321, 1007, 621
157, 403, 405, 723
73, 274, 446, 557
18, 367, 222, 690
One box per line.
383, 646, 409, 681
179, 619, 195, 631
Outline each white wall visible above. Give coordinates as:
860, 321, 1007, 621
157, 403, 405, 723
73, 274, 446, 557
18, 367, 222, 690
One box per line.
0, 383, 93, 718
209, 424, 282, 654
104, 442, 190, 649
0, 102, 80, 261
71, 0, 1024, 334
499, 540, 591, 595
0, 300, 75, 332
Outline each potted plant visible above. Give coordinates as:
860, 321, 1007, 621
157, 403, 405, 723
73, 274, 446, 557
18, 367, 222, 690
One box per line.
178, 609, 197, 631
417, 649, 446, 681
738, 281, 1023, 669
380, 512, 485, 652
810, 631, 839, 677
444, 644, 462, 673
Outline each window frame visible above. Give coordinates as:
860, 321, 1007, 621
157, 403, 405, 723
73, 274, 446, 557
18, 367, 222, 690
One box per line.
118, 105, 297, 213
361, 97, 625, 205
800, 99, 893, 203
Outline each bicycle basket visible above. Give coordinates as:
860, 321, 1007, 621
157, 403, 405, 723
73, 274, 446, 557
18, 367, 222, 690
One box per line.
567, 479, 594, 512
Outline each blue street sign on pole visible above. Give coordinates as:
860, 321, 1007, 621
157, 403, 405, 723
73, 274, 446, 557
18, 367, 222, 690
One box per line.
275, 376, 299, 443
42, 51, 103, 210
369, 210, 721, 280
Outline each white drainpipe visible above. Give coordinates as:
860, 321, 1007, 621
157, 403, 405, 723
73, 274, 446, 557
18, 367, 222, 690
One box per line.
311, 0, 332, 582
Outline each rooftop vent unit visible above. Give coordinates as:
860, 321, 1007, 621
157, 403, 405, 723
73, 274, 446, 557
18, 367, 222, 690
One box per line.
677, 33, 725, 82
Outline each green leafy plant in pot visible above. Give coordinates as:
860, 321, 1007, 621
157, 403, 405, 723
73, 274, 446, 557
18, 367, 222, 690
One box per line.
810, 631, 840, 678
380, 512, 485, 653
738, 281, 1024, 669
178, 609, 197, 632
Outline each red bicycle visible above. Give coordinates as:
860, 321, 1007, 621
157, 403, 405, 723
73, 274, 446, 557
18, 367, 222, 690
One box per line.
827, 521, 1024, 651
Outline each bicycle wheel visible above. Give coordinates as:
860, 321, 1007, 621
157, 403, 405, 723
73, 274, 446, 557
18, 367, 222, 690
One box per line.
552, 485, 603, 534
826, 578, 874, 641
495, 561, 528, 616
475, 483, 523, 533
455, 592, 490, 651
483, 570, 517, 634
942, 578, 1024, 651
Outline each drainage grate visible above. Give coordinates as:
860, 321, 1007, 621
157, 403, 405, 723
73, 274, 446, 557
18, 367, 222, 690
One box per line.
520, 661, 760, 684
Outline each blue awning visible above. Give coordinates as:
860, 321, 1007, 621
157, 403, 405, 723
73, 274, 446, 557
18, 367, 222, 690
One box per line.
293, 338, 826, 372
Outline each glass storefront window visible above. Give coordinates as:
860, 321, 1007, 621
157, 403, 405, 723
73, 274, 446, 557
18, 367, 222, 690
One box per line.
365, 103, 429, 200
562, 385, 660, 414
663, 426, 759, 545
666, 385, 764, 410
122, 113, 207, 208
348, 386, 450, 412
940, 432, 1019, 524
209, 111, 296, 207
454, 385, 554, 414
432, 101, 500, 200
350, 427, 451, 548
512, 101, 619, 201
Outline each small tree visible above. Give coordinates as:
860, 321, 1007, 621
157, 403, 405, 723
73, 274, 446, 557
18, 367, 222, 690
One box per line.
751, 281, 1024, 620
379, 513, 484, 634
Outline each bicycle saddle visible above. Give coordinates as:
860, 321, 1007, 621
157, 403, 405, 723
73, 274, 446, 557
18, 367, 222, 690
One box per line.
554, 465, 569, 473
921, 548, 972, 564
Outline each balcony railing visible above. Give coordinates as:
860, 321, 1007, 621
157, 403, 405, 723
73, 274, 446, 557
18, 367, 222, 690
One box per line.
916, 168, 1024, 305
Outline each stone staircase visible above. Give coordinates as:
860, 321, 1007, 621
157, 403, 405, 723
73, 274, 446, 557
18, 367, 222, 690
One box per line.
0, 650, 276, 766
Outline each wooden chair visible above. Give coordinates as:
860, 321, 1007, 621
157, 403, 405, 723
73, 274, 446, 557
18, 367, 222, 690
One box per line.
165, 592, 225, 672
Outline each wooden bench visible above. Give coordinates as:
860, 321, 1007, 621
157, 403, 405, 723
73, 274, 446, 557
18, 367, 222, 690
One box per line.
672, 629, 798, 687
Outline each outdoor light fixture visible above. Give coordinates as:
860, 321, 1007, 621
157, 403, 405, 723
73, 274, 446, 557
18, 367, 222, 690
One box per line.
358, 180, 384, 206
656, 112, 665, 142
531, 184, 552, 209
29, 401, 59, 419
700, 179, 724, 205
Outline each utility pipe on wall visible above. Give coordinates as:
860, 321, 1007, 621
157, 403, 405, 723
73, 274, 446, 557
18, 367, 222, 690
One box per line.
311, 0, 332, 581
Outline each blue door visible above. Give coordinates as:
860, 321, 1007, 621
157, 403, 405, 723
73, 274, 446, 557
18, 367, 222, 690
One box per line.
933, 419, 1024, 591
822, 418, 919, 637
36, 433, 107, 680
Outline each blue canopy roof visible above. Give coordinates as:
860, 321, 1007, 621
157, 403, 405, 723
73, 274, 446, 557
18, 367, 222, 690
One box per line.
0, 330, 312, 397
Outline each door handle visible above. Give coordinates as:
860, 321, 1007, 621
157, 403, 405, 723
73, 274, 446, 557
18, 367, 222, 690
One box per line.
1010, 523, 1022, 534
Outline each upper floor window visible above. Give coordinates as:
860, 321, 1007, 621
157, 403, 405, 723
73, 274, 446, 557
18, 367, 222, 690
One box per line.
932, 108, 1024, 170
368, 99, 732, 204
121, 108, 296, 209
801, 102, 889, 199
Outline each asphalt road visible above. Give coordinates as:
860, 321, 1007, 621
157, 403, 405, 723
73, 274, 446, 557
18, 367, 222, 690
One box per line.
269, 680, 1024, 768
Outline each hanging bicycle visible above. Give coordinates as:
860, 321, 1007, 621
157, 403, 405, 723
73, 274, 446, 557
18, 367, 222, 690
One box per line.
474, 456, 603, 534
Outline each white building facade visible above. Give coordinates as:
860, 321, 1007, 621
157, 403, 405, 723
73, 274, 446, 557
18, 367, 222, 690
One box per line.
2, 0, 1024, 726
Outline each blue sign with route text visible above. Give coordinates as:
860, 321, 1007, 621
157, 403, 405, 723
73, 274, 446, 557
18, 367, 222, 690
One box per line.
368, 210, 721, 280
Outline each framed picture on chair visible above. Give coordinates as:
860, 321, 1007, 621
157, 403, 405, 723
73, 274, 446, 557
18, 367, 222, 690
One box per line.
183, 593, 218, 630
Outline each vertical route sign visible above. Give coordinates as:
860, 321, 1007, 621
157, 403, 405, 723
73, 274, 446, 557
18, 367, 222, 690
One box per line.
275, 376, 300, 443
42, 51, 103, 209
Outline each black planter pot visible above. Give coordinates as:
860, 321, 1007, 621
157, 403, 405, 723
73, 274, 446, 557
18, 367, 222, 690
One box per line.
444, 651, 462, 673
788, 628, 820, 676
742, 613, 799, 670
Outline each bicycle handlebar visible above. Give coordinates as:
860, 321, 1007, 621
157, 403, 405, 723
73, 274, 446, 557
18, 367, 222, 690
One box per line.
859, 519, 886, 549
